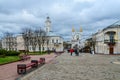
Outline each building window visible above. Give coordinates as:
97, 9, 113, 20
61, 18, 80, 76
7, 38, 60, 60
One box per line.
110, 33, 114, 42
29, 46, 32, 51
56, 40, 58, 43
52, 39, 54, 43
46, 28, 48, 32
47, 40, 49, 45
43, 47, 44, 51
15, 48, 17, 51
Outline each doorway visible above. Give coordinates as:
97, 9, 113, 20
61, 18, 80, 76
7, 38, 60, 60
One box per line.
109, 45, 114, 54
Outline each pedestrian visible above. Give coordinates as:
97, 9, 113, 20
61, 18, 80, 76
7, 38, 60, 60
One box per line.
74, 47, 79, 56
90, 48, 94, 54
70, 48, 74, 56
92, 49, 94, 55
53, 48, 56, 54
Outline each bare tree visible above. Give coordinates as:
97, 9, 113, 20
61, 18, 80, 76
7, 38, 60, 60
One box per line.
41, 29, 48, 51
4, 32, 17, 51
21, 27, 48, 53
21, 28, 33, 53
32, 29, 39, 52
37, 28, 47, 52
33, 28, 48, 52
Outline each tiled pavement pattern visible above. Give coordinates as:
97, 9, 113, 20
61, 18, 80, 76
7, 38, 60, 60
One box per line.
0, 53, 57, 80
21, 52, 120, 80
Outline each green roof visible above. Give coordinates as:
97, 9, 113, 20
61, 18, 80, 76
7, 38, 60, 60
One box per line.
47, 31, 60, 37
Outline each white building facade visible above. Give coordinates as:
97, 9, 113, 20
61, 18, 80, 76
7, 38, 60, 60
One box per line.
2, 17, 64, 52
93, 21, 120, 54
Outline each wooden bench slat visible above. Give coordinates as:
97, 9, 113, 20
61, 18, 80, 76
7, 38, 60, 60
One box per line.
26, 63, 35, 68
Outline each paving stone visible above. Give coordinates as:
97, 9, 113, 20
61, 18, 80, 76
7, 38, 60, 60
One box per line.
20, 52, 120, 80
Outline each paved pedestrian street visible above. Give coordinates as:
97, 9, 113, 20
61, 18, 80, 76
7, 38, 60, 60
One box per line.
0, 53, 57, 80
21, 52, 120, 80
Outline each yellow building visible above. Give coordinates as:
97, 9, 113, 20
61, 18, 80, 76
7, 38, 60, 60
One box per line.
93, 21, 120, 54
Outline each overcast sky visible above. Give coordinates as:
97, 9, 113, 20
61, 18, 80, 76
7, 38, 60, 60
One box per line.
0, 0, 120, 40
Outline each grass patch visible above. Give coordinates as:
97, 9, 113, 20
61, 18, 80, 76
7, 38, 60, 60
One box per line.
29, 52, 48, 55
0, 56, 20, 65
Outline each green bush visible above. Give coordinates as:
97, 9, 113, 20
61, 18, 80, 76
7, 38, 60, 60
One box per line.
0, 49, 7, 56
0, 49, 20, 56
6, 51, 20, 56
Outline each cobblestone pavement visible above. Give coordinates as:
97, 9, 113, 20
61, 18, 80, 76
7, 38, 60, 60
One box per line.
21, 52, 120, 80
0, 53, 57, 80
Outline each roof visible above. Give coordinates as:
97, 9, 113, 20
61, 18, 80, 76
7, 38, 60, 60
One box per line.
47, 31, 61, 37
112, 20, 120, 26
103, 20, 120, 31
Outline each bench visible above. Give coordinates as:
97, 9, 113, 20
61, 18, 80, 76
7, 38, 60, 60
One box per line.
20, 55, 31, 61
17, 58, 45, 74
17, 61, 37, 74
27, 58, 45, 67
39, 58, 45, 64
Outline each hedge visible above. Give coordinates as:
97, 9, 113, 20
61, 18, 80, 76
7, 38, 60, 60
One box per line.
0, 49, 20, 56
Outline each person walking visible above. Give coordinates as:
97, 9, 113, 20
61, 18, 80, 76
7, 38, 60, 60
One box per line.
74, 47, 79, 56
70, 48, 74, 56
53, 48, 56, 55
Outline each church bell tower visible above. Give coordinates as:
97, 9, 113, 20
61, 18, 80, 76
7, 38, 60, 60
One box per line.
45, 16, 51, 33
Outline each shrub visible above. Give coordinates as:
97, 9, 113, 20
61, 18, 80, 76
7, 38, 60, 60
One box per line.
6, 51, 20, 56
0, 49, 20, 56
0, 49, 7, 56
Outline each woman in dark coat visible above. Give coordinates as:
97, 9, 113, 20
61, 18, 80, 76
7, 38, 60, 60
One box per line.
74, 48, 79, 56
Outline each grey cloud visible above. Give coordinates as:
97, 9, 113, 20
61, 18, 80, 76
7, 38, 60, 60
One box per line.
0, 0, 120, 40
79, 0, 120, 22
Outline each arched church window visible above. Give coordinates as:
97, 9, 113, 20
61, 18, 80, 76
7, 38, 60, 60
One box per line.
76, 35, 79, 40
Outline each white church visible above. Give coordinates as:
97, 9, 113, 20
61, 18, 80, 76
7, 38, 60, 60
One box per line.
71, 27, 83, 48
